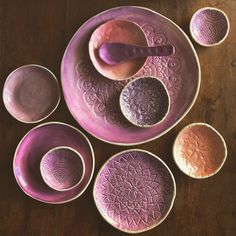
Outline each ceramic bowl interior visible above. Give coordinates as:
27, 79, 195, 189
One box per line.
88, 19, 148, 80
40, 146, 85, 191
3, 64, 60, 123
190, 7, 230, 46
120, 77, 170, 127
93, 149, 176, 233
173, 123, 227, 179
13, 122, 94, 204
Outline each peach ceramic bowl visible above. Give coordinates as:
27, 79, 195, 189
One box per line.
173, 123, 227, 179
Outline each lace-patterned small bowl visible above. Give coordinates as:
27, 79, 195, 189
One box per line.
120, 77, 170, 128
40, 146, 85, 191
173, 123, 227, 179
88, 19, 148, 80
190, 7, 230, 47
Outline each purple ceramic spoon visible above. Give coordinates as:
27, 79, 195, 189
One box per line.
99, 42, 175, 65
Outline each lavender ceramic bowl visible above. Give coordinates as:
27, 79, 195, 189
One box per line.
120, 77, 170, 127
3, 64, 60, 123
13, 122, 95, 204
173, 123, 227, 179
93, 149, 176, 233
89, 19, 148, 80
40, 146, 85, 191
190, 7, 230, 47
61, 6, 200, 145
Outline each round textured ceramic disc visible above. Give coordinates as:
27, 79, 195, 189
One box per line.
173, 123, 227, 178
94, 149, 176, 233
40, 147, 84, 191
3, 64, 60, 123
190, 7, 229, 46
120, 77, 170, 127
61, 6, 200, 145
89, 19, 148, 80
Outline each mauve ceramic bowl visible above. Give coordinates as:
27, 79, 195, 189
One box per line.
61, 6, 200, 145
120, 77, 170, 127
190, 7, 230, 47
40, 146, 85, 191
13, 122, 95, 204
173, 123, 227, 179
93, 149, 176, 233
88, 19, 148, 80
3, 64, 60, 123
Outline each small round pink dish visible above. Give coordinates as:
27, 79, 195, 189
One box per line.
40, 146, 85, 191
13, 122, 95, 204
173, 123, 227, 179
190, 7, 230, 47
88, 19, 148, 80
3, 64, 60, 123
93, 149, 176, 233
120, 77, 170, 127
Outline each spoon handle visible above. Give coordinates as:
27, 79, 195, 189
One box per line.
129, 44, 175, 58
99, 42, 175, 65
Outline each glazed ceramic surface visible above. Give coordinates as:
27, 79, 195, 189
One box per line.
173, 123, 227, 179
61, 6, 200, 145
40, 146, 85, 191
13, 122, 94, 204
3, 64, 60, 123
120, 77, 170, 127
88, 19, 148, 80
190, 7, 230, 46
93, 149, 176, 233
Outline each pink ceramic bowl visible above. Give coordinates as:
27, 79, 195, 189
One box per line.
40, 146, 85, 191
190, 7, 230, 47
88, 19, 148, 80
13, 122, 95, 204
93, 149, 176, 233
3, 64, 61, 123
173, 123, 227, 179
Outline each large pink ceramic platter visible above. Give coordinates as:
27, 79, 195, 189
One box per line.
13, 122, 95, 204
93, 149, 176, 233
61, 6, 200, 145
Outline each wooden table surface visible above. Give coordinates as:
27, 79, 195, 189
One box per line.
0, 0, 235, 235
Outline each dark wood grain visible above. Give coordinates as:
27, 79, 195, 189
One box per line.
0, 0, 235, 235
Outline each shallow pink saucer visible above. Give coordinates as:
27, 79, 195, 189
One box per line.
89, 19, 148, 80
13, 122, 95, 204
173, 123, 227, 179
3, 64, 60, 123
93, 149, 176, 233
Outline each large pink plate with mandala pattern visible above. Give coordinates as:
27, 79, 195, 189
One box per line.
61, 6, 200, 145
93, 149, 176, 233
